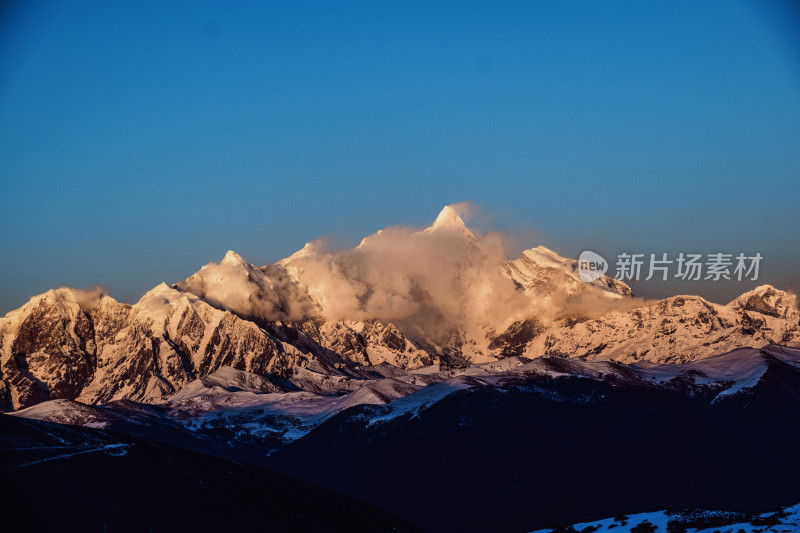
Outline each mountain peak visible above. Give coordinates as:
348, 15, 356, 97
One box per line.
431, 205, 467, 230
152, 282, 173, 293
728, 284, 795, 317
520, 246, 573, 270
221, 250, 245, 266
139, 282, 180, 301
277, 242, 315, 265
729, 284, 783, 303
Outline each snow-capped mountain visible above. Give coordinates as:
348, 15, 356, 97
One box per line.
504, 245, 633, 298
531, 284, 800, 364
1, 206, 798, 412
0, 284, 312, 410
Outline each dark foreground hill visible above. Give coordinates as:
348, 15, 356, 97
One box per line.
0, 414, 421, 533
267, 355, 800, 533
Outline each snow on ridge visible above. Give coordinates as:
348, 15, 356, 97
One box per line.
644, 347, 769, 389
368, 374, 486, 425
133, 282, 189, 323
11, 399, 110, 428
529, 500, 800, 533
11, 343, 798, 451
521, 245, 574, 270
638, 344, 800, 399
761, 343, 800, 366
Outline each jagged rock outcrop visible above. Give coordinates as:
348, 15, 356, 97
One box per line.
0, 282, 439, 411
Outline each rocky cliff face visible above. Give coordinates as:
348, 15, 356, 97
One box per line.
0, 282, 440, 411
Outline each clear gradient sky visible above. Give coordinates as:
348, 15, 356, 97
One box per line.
1, 0, 799, 314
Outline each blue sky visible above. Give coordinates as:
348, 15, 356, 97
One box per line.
1, 0, 799, 313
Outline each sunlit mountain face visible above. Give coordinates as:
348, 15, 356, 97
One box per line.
2, 207, 800, 532
4, 206, 798, 410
